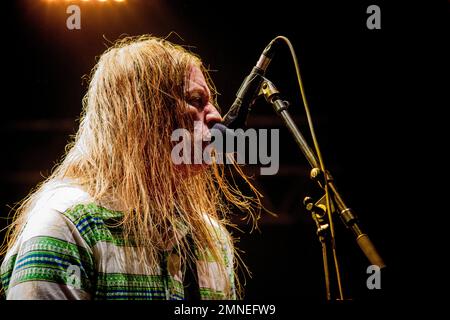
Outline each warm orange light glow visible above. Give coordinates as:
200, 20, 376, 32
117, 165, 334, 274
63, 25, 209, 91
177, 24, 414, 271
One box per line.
44, 0, 127, 3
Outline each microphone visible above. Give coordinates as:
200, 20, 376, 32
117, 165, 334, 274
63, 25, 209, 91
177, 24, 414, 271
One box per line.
210, 122, 236, 143
210, 122, 231, 135
222, 38, 281, 129
209, 122, 237, 156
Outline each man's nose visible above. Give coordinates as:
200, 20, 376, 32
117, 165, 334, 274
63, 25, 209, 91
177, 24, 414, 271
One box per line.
203, 103, 223, 126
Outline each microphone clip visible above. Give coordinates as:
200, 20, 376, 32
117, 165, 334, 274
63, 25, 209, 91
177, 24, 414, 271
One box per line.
259, 78, 290, 114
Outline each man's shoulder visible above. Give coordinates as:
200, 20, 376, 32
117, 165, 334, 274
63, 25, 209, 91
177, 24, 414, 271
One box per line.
24, 179, 89, 220
16, 181, 127, 253
30, 180, 122, 224
21, 181, 120, 242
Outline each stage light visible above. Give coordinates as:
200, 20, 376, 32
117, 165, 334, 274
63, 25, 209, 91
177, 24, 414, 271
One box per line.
43, 0, 127, 3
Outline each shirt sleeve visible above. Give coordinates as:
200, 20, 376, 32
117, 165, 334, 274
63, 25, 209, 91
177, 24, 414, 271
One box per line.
1, 206, 95, 300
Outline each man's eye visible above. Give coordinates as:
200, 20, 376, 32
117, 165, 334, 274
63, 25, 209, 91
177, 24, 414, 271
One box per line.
188, 96, 203, 107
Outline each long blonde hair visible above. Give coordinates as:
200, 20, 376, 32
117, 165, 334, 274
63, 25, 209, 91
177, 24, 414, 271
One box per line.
1, 35, 261, 298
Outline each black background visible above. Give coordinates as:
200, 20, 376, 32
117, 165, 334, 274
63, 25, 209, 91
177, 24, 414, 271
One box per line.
0, 0, 446, 307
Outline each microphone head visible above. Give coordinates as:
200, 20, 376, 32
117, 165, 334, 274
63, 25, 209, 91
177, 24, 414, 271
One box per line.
210, 122, 237, 140
263, 37, 282, 59
210, 122, 229, 134
209, 122, 237, 155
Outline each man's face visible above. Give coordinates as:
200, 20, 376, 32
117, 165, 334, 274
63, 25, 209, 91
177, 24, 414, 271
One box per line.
175, 65, 222, 174
185, 65, 222, 135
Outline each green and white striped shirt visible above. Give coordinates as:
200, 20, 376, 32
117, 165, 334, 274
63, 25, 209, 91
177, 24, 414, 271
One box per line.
1, 181, 236, 300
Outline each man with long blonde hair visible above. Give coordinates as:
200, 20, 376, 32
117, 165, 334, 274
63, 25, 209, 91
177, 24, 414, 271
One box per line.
0, 36, 259, 300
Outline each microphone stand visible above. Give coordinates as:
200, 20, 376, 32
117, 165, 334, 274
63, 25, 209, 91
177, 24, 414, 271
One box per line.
256, 77, 386, 300
304, 196, 333, 300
